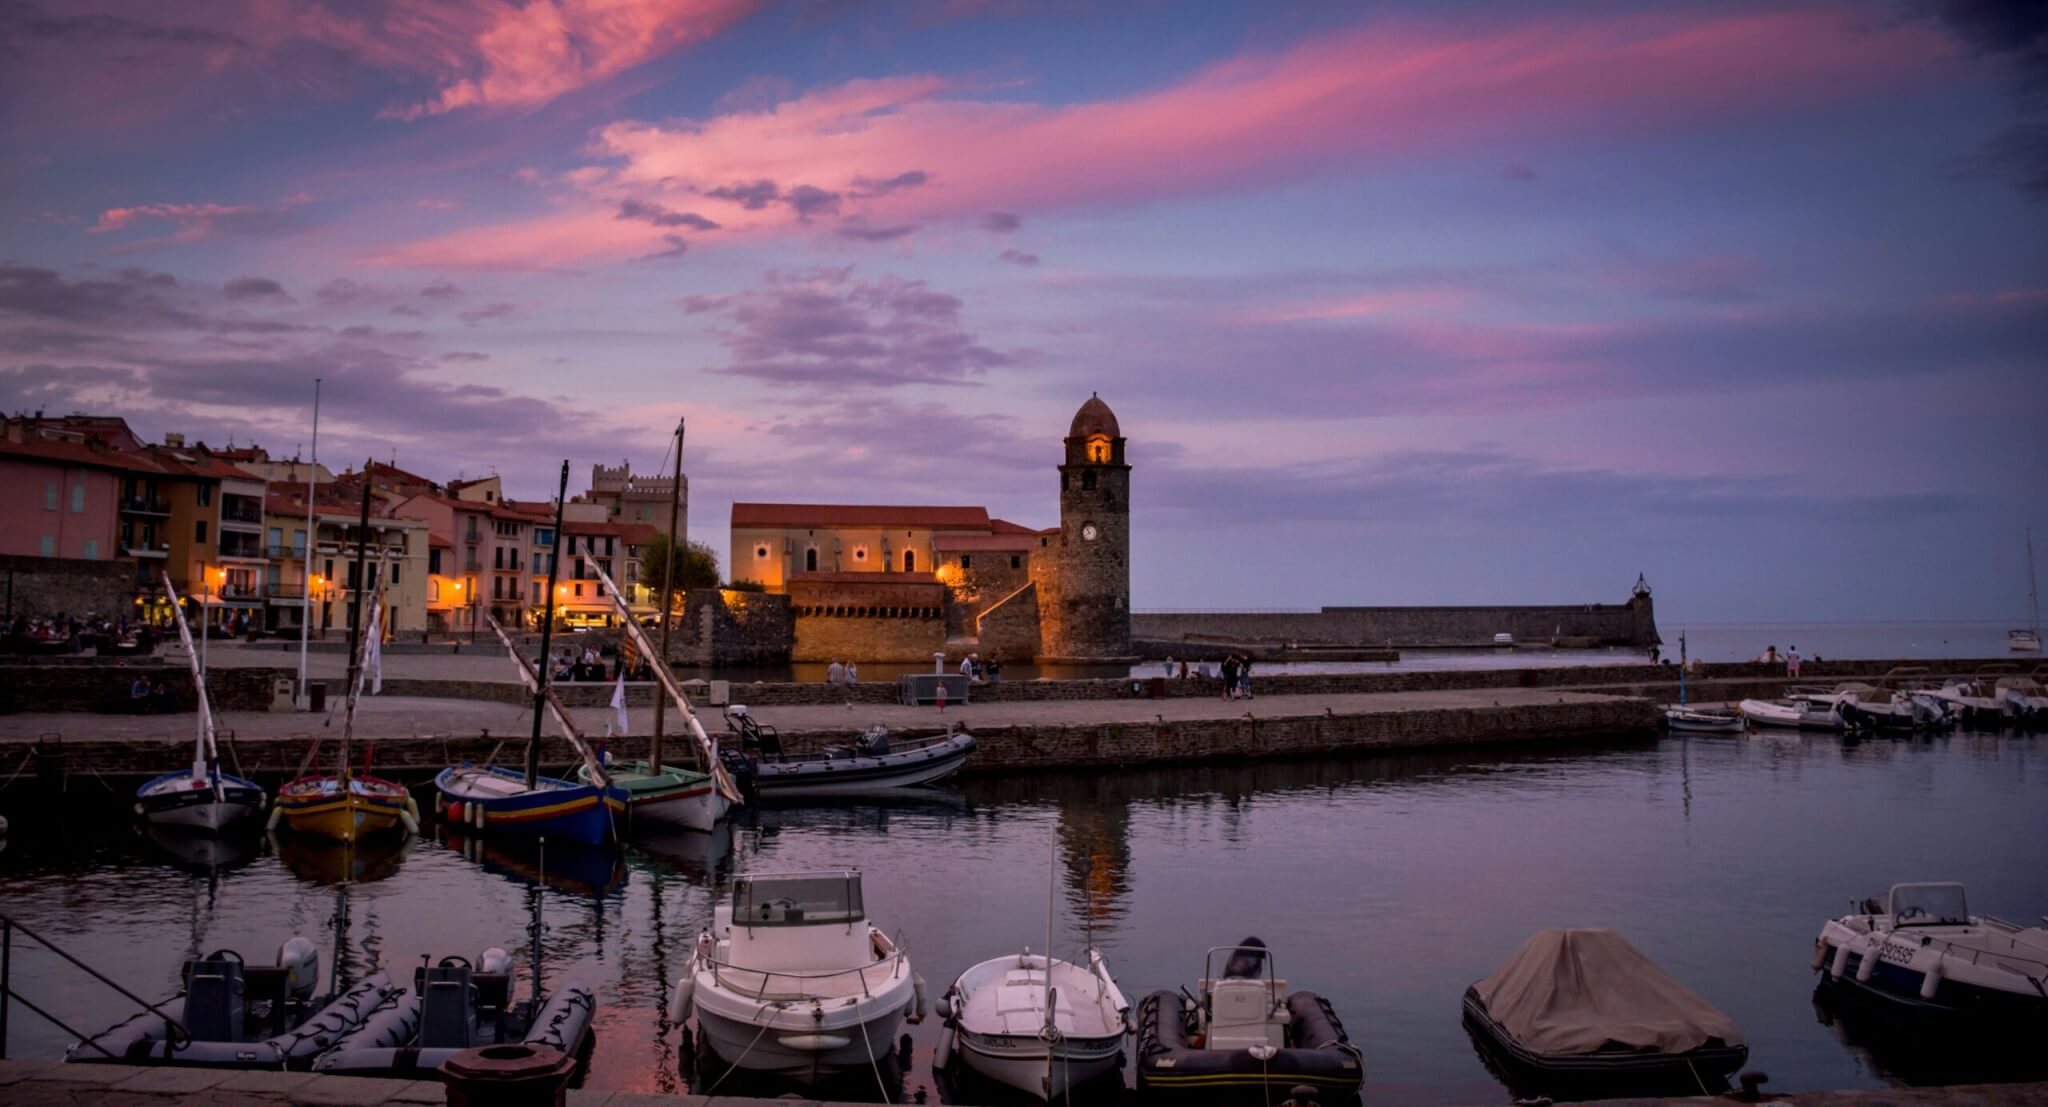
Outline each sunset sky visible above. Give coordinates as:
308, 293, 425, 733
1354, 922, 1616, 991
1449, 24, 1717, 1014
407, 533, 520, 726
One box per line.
3, 1, 2044, 620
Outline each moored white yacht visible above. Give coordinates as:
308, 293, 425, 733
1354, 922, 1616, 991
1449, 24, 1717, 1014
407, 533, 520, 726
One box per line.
672, 870, 924, 1085
1738, 691, 1842, 731
1814, 883, 2048, 1030
936, 949, 1131, 1100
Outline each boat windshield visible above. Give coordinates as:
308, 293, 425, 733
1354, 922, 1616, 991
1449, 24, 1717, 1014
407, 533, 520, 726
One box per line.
732, 873, 864, 927
1890, 884, 1968, 927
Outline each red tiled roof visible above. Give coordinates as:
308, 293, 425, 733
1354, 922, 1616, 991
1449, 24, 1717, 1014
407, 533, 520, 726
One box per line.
988, 518, 1041, 534
933, 533, 1039, 552
428, 534, 454, 549
731, 503, 991, 530
0, 433, 167, 474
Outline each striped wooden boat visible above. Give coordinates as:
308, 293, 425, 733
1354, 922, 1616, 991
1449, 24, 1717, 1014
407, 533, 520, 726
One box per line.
433, 764, 625, 847
575, 759, 728, 832
276, 774, 412, 843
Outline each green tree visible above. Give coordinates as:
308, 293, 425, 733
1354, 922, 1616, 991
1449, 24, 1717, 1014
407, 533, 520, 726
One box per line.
640, 533, 721, 607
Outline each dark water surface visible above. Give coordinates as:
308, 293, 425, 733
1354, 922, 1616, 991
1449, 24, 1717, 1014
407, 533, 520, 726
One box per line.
2, 730, 2043, 1102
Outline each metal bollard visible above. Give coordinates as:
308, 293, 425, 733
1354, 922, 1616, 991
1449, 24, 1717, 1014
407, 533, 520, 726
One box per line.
1738, 1070, 1771, 1102
440, 1043, 578, 1107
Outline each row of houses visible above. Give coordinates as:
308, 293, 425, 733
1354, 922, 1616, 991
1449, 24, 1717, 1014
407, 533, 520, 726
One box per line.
0, 413, 682, 636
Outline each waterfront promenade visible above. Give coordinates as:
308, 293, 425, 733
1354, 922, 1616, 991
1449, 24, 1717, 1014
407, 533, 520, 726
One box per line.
2, 1062, 2044, 1107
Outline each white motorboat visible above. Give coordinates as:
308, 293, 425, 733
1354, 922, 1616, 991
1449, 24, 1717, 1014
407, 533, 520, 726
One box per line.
672, 870, 924, 1085
1664, 707, 1743, 733
1814, 883, 2048, 1031
936, 949, 1130, 1100
1995, 676, 2047, 724
1738, 693, 1841, 731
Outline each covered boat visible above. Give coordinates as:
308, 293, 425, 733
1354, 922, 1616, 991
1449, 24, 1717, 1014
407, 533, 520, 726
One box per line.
936, 949, 1131, 1100
1813, 882, 2048, 1031
313, 949, 596, 1078
68, 939, 397, 1070
1738, 692, 1842, 731
726, 708, 976, 796
1461, 928, 1747, 1100
1136, 938, 1362, 1104
673, 870, 924, 1084
137, 571, 264, 831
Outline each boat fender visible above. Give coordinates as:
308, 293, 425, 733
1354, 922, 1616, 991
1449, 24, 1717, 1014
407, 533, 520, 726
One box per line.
667, 975, 695, 1025
266, 803, 285, 831
1829, 943, 1852, 979
907, 972, 926, 1024
934, 993, 952, 1021
398, 808, 420, 836
1919, 961, 1943, 1000
403, 793, 420, 820
1811, 940, 1828, 973
472, 802, 486, 829
132, 803, 144, 818
1854, 941, 1880, 983
933, 1025, 955, 1071
434, 792, 446, 815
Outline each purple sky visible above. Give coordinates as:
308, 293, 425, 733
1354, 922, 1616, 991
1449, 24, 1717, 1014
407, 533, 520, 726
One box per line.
3, 1, 2044, 621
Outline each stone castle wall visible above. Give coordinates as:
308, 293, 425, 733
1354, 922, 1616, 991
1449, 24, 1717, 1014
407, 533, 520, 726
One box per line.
975, 581, 1042, 660
1133, 595, 1658, 648
667, 589, 792, 666
1, 553, 134, 619
788, 575, 947, 663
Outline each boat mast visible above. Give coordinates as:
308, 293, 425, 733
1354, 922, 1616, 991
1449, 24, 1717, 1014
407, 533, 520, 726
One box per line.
528, 461, 570, 789
298, 377, 320, 707
340, 461, 373, 788
2030, 528, 2040, 637
651, 416, 685, 774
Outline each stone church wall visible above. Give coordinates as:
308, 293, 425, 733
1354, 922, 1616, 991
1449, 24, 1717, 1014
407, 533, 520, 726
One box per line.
788, 574, 947, 662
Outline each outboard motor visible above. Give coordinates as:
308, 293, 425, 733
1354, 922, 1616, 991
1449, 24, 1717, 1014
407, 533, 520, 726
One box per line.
477, 947, 513, 975
419, 960, 477, 1049
719, 748, 759, 803
856, 725, 892, 756
474, 948, 514, 1021
277, 936, 319, 1002
1224, 937, 1268, 979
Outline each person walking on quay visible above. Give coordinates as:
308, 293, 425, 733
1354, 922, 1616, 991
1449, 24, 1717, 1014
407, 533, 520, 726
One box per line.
846, 661, 859, 685
1761, 644, 1779, 664
1786, 645, 1802, 678
1220, 654, 1240, 700
1178, 658, 1189, 680
1239, 656, 1254, 700
935, 679, 948, 711
827, 658, 846, 685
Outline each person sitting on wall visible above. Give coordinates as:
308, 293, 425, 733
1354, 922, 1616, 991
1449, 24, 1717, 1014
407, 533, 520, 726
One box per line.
827, 659, 846, 685
149, 680, 175, 713
986, 655, 1003, 683
129, 676, 151, 713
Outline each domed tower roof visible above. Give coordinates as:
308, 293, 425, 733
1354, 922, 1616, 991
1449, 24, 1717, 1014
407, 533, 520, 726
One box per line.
1068, 393, 1121, 440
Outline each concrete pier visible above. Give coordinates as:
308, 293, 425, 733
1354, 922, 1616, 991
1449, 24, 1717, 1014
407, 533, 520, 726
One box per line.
3, 1061, 2044, 1107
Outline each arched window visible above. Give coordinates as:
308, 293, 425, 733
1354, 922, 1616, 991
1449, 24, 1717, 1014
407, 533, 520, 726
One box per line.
903, 549, 917, 573
1087, 435, 1111, 463
805, 547, 818, 572
1082, 470, 1097, 490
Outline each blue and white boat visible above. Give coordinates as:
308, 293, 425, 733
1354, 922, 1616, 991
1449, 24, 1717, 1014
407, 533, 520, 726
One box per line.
431, 614, 624, 847
1814, 883, 2048, 1030
137, 572, 264, 831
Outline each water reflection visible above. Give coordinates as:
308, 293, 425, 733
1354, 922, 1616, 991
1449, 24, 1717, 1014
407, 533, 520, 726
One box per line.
0, 730, 2041, 1104
270, 830, 412, 885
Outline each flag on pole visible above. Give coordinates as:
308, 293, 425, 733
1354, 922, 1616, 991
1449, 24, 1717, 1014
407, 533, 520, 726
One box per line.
611, 667, 629, 737
366, 601, 384, 695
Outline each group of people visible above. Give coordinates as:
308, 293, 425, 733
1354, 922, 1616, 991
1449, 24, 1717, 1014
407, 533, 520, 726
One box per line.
545, 643, 652, 683
5, 611, 159, 656
957, 652, 1004, 683
825, 659, 861, 685
125, 675, 178, 713
1758, 643, 1810, 677
1218, 653, 1256, 700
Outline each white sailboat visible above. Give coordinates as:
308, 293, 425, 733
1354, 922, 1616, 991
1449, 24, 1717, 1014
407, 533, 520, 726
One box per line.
135, 571, 265, 830
2013, 529, 2041, 652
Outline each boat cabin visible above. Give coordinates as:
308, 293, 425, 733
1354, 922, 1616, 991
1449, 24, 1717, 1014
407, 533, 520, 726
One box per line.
711, 871, 887, 998
1877, 883, 1970, 928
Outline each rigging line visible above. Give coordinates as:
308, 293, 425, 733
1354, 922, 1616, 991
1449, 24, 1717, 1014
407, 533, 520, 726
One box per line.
703, 1017, 775, 1094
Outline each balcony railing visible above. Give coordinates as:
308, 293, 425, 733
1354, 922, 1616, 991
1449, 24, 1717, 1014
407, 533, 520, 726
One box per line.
124, 542, 171, 558
220, 504, 263, 524
262, 583, 309, 599
264, 544, 309, 559
219, 584, 261, 601
218, 544, 267, 560
121, 497, 171, 516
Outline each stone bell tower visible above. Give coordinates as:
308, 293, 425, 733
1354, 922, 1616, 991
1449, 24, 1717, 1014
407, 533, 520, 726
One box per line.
1037, 393, 1133, 660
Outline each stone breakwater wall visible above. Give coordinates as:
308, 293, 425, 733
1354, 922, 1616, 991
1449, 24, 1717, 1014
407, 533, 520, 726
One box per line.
9, 696, 1656, 781
1134, 596, 1657, 649
0, 661, 282, 714
0, 552, 132, 619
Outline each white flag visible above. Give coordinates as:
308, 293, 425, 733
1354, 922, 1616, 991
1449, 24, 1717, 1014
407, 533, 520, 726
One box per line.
366, 601, 384, 695
610, 667, 629, 737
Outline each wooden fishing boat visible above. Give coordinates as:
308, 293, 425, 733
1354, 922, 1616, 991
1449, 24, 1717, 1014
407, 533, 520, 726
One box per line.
136, 571, 265, 830
572, 529, 745, 832
274, 476, 414, 844
431, 464, 626, 848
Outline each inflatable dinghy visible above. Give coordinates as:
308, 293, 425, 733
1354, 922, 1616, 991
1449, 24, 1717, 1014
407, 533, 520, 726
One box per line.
1136, 938, 1362, 1104
68, 939, 396, 1069
313, 948, 597, 1078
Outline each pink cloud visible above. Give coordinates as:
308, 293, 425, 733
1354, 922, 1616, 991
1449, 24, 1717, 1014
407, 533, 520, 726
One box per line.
87, 202, 298, 244
1233, 287, 1473, 325
379, 0, 764, 119
370, 6, 1954, 269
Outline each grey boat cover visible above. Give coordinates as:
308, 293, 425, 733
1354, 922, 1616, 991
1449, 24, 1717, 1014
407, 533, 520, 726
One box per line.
1472, 929, 1744, 1056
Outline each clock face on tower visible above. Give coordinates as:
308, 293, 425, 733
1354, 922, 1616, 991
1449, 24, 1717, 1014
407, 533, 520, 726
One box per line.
1081, 523, 1099, 541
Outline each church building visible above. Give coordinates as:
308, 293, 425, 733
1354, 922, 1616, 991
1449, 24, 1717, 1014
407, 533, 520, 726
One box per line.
728, 394, 1135, 662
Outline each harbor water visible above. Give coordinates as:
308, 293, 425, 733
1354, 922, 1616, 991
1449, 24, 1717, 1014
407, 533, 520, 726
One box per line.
1, 728, 2043, 1102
